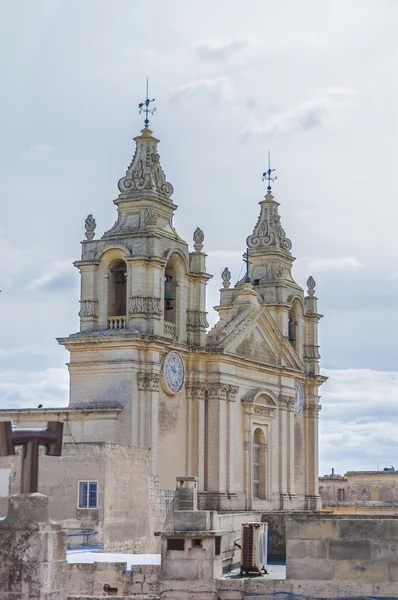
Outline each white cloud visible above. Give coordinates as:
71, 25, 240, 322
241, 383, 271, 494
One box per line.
0, 344, 54, 358
173, 76, 236, 103
0, 367, 69, 409
27, 260, 76, 292
193, 37, 249, 62
306, 257, 362, 272
320, 368, 398, 474
241, 87, 355, 137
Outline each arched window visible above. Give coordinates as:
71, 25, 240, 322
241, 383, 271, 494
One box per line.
252, 428, 266, 499
108, 259, 127, 324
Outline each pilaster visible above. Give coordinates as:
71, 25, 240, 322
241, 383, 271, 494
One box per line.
186, 382, 207, 490
137, 371, 160, 475
206, 383, 228, 493
304, 394, 322, 510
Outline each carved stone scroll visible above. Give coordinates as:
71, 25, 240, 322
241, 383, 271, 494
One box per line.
186, 310, 209, 329
79, 300, 98, 318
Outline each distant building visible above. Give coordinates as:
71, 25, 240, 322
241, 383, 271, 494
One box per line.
319, 469, 398, 514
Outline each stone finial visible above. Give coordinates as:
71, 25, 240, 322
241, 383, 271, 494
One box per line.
193, 227, 204, 252
144, 206, 158, 227
221, 267, 231, 289
246, 198, 292, 253
307, 275, 316, 296
84, 214, 96, 240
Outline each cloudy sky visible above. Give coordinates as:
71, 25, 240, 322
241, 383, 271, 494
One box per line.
0, 0, 397, 475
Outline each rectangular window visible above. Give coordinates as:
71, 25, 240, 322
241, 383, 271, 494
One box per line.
337, 488, 345, 502
78, 481, 98, 509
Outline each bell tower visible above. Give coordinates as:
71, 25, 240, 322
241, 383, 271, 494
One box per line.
59, 97, 212, 455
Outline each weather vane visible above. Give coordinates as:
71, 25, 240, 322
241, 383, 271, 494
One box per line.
242, 248, 251, 283
138, 77, 156, 128
262, 150, 277, 193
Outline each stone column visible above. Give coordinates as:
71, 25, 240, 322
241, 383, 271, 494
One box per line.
206, 384, 228, 493
304, 397, 322, 510
226, 385, 239, 494
0, 494, 67, 600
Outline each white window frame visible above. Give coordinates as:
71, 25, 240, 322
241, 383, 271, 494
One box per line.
77, 480, 98, 509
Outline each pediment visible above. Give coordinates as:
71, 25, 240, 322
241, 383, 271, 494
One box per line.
242, 389, 278, 408
220, 307, 303, 370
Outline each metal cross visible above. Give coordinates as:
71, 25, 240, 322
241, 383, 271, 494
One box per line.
138, 77, 156, 128
262, 150, 278, 193
242, 248, 251, 283
0, 421, 63, 494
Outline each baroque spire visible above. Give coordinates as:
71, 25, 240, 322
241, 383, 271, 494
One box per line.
118, 127, 174, 201
246, 156, 292, 255
117, 83, 173, 202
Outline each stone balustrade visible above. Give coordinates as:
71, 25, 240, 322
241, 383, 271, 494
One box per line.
107, 316, 126, 330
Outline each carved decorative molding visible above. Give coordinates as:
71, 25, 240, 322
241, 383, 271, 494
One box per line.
207, 383, 228, 400
287, 399, 296, 413
137, 372, 160, 392
246, 195, 292, 253
186, 383, 207, 399
253, 406, 272, 417
279, 394, 294, 411
129, 296, 162, 316
304, 345, 321, 360
79, 300, 98, 318
144, 207, 158, 226
228, 385, 239, 401
186, 310, 209, 329
304, 403, 322, 418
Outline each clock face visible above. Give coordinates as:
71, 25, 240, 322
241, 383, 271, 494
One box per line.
295, 381, 304, 414
162, 351, 185, 395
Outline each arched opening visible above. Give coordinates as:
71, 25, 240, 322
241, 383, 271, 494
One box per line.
107, 259, 127, 329
252, 428, 266, 499
288, 299, 302, 355
164, 261, 177, 325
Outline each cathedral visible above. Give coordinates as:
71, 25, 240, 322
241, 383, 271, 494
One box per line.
0, 113, 325, 552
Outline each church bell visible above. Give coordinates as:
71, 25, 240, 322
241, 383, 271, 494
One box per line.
164, 275, 174, 310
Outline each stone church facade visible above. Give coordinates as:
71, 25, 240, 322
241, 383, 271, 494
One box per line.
0, 121, 325, 551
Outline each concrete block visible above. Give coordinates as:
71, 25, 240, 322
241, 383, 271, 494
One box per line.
286, 518, 339, 540
286, 539, 327, 559
286, 558, 335, 580
329, 540, 371, 561
173, 510, 216, 531
334, 559, 389, 581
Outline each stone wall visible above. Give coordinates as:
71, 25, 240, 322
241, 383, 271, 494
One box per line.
286, 516, 398, 582
67, 563, 160, 597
